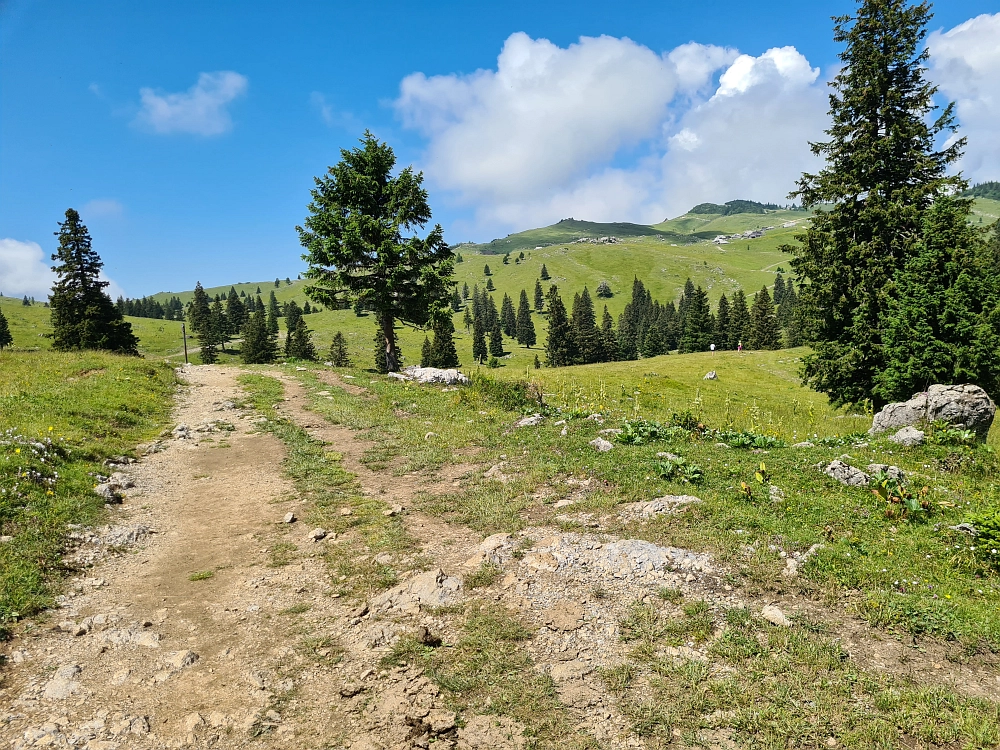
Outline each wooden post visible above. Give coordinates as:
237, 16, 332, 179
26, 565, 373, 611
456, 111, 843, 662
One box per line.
181, 323, 189, 364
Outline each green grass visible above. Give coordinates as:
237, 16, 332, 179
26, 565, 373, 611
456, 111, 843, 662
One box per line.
0, 350, 176, 632
286, 346, 1000, 651
188, 570, 214, 581
609, 601, 1000, 748
0, 296, 186, 358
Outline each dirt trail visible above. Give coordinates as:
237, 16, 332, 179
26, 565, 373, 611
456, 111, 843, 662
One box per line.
3, 365, 999, 750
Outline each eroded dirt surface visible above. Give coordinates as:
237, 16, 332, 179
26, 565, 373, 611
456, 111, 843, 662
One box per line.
3, 365, 999, 750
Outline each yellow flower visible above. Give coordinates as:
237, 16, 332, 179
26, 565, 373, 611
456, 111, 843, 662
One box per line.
15, 448, 20, 454
48, 426, 54, 431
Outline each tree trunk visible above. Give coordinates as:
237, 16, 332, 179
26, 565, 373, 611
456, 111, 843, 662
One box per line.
381, 314, 399, 372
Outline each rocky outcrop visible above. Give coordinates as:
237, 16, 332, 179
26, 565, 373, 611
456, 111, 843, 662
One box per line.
870, 384, 996, 440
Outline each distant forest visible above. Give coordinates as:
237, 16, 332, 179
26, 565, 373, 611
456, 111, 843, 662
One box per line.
963, 181, 1000, 201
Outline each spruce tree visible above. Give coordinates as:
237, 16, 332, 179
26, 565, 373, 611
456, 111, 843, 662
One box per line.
503, 253, 510, 265
534, 279, 544, 311
485, 278, 496, 292
450, 289, 462, 312
209, 298, 231, 352
420, 336, 433, 367
641, 324, 667, 358
49, 209, 138, 355
329, 331, 350, 367
267, 291, 280, 335
875, 198, 1000, 402
728, 289, 750, 349
429, 308, 460, 367
540, 264, 550, 281
0, 306, 13, 350
788, 0, 965, 406
485, 294, 499, 330
515, 290, 536, 347
489, 317, 504, 358
226, 288, 247, 336
483, 263, 492, 276
284, 301, 303, 356
462, 282, 470, 300
472, 314, 488, 363
600, 306, 617, 360
288, 318, 317, 360
462, 307, 473, 332
773, 274, 786, 306
571, 287, 601, 364
544, 286, 576, 367
715, 294, 731, 349
678, 286, 712, 353
500, 294, 516, 337
747, 287, 782, 350
241, 308, 278, 364
596, 280, 612, 298
188, 282, 211, 335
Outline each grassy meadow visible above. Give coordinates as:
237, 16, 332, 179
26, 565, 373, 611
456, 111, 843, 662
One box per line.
232, 354, 1000, 747
0, 351, 176, 631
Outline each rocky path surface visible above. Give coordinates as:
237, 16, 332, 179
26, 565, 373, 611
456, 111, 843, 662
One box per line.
3, 366, 999, 750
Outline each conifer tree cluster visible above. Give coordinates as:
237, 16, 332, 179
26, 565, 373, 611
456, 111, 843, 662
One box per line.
116, 295, 184, 320
542, 276, 800, 368
460, 281, 537, 364
49, 209, 139, 355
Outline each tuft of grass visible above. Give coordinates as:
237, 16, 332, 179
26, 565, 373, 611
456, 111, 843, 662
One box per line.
188, 570, 214, 581
279, 603, 311, 615
465, 562, 502, 589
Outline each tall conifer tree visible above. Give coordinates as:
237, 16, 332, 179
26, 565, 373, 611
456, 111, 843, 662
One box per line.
534, 279, 545, 312
789, 0, 965, 406
500, 293, 516, 337
728, 289, 750, 349
49, 209, 138, 354
544, 286, 576, 367
0, 306, 12, 350
747, 287, 782, 350
515, 290, 536, 347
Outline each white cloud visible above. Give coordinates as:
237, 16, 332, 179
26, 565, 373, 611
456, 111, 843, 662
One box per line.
928, 14, 1000, 182
81, 199, 124, 219
0, 238, 126, 301
396, 33, 699, 203
397, 34, 825, 232
135, 71, 247, 136
0, 239, 53, 299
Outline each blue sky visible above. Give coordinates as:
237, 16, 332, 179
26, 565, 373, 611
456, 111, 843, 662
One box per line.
2, 1, 998, 298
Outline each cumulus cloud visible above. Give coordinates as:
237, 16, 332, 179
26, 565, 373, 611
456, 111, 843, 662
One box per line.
0, 238, 126, 300
928, 14, 1000, 182
135, 71, 247, 136
397, 33, 825, 232
396, 33, 698, 204
0, 239, 53, 299
657, 46, 826, 217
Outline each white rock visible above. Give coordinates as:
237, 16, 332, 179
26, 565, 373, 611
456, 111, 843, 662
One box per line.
307, 528, 327, 542
589, 438, 614, 452
888, 426, 925, 447
282, 512, 296, 524
762, 604, 792, 627
515, 414, 544, 428
167, 650, 200, 669
703, 371, 718, 380
42, 664, 82, 699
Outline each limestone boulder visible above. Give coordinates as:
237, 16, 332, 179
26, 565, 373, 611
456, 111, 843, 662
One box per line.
871, 384, 995, 440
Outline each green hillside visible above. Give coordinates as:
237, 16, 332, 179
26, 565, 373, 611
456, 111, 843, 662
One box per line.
0, 296, 185, 358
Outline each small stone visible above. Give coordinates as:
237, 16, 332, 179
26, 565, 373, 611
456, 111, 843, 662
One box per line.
180, 712, 203, 732
415, 626, 442, 647
515, 414, 543, 428
589, 437, 613, 453
339, 507, 353, 516
762, 604, 792, 627
791, 441, 815, 448
340, 683, 364, 697
282, 512, 296, 524
703, 371, 717, 380
425, 709, 457, 734
382, 505, 404, 517
167, 650, 200, 670
823, 460, 870, 487
307, 528, 327, 542
888, 426, 925, 447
